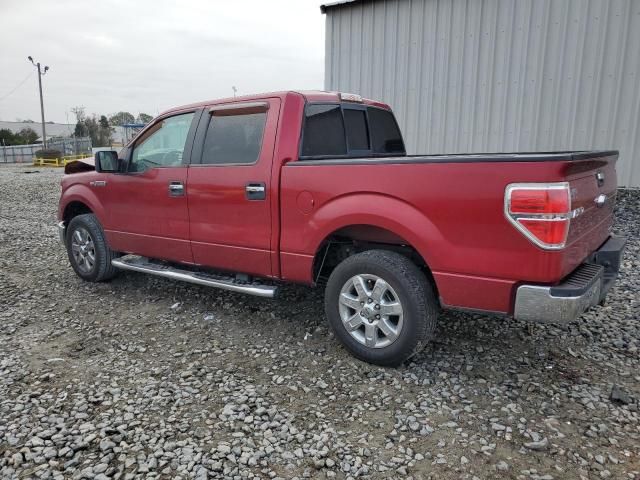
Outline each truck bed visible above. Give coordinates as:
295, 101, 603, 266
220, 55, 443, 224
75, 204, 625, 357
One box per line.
295, 150, 618, 165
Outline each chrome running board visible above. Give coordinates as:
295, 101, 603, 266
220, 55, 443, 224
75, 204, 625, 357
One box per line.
112, 255, 277, 298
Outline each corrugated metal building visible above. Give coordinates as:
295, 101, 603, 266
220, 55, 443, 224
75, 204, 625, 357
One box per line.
322, 0, 640, 187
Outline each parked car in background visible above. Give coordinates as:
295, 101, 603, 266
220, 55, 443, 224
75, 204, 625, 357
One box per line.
58, 91, 626, 366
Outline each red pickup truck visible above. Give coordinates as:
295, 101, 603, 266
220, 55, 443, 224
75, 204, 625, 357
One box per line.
58, 91, 626, 366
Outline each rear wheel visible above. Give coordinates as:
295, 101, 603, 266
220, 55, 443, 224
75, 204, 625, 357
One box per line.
324, 250, 438, 366
66, 214, 119, 282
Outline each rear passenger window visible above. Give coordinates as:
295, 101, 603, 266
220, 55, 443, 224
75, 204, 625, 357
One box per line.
344, 109, 369, 150
367, 107, 405, 154
301, 104, 347, 157
300, 103, 405, 159
201, 112, 266, 165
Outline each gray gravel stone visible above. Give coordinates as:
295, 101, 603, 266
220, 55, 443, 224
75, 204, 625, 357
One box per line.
0, 166, 638, 479
610, 384, 633, 405
524, 438, 549, 451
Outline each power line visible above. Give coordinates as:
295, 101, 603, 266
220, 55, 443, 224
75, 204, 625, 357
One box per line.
0, 71, 35, 103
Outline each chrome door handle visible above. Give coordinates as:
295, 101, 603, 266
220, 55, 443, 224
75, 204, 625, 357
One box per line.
245, 182, 266, 200
169, 181, 185, 197
90, 180, 107, 187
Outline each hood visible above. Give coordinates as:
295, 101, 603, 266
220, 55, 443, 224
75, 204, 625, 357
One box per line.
64, 157, 95, 174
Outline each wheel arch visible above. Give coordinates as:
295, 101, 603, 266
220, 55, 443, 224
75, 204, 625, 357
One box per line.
302, 192, 443, 282
59, 185, 106, 225
311, 223, 440, 301
62, 200, 93, 223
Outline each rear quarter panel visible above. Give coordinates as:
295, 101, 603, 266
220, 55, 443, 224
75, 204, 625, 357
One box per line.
279, 157, 614, 313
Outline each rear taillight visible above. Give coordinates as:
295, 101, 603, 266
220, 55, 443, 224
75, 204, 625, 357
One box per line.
505, 183, 580, 250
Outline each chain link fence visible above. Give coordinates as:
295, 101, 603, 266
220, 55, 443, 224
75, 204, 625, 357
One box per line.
0, 137, 92, 163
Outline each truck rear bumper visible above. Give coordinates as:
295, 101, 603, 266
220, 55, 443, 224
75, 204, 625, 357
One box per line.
514, 235, 626, 323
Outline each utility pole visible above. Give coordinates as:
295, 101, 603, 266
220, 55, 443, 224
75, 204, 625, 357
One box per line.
232, 86, 237, 98
28, 56, 49, 148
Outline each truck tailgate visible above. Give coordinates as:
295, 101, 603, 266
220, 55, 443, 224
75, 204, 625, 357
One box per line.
562, 151, 618, 275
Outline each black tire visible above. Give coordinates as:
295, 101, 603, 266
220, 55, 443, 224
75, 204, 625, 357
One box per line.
65, 213, 119, 282
324, 250, 438, 367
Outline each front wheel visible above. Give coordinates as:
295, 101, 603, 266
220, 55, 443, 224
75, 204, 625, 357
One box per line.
324, 250, 438, 367
65, 213, 119, 282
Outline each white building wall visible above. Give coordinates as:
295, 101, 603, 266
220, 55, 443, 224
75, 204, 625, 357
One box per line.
324, 0, 640, 187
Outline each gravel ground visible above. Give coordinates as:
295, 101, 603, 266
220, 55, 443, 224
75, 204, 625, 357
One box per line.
0, 164, 638, 480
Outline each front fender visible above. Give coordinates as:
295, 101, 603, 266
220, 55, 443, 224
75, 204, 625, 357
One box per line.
59, 182, 107, 225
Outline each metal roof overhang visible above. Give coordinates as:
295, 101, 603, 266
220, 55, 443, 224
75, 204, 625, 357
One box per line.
320, 0, 362, 13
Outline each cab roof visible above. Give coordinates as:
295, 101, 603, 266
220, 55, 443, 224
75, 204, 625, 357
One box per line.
161, 90, 391, 117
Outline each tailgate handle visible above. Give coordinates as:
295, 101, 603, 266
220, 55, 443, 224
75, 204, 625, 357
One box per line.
596, 171, 605, 187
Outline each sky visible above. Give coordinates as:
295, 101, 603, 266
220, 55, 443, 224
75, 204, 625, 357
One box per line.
0, 0, 325, 124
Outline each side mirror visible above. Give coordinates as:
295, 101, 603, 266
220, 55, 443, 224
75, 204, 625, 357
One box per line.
95, 151, 119, 172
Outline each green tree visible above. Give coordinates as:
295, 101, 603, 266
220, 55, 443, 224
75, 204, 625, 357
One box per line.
74, 121, 86, 138
137, 113, 153, 123
83, 116, 100, 146
97, 115, 113, 147
109, 111, 135, 126
75, 115, 110, 147
15, 128, 39, 145
0, 129, 16, 145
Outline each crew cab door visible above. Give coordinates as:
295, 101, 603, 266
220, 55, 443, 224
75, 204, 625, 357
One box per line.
101, 110, 201, 263
186, 99, 280, 277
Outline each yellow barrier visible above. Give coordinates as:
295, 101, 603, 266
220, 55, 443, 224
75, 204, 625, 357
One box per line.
32, 154, 92, 167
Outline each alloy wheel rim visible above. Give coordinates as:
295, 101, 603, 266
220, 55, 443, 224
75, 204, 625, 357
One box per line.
70, 227, 96, 274
338, 274, 404, 348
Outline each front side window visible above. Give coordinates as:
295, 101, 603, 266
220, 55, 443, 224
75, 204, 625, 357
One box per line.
201, 112, 266, 165
129, 112, 194, 172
